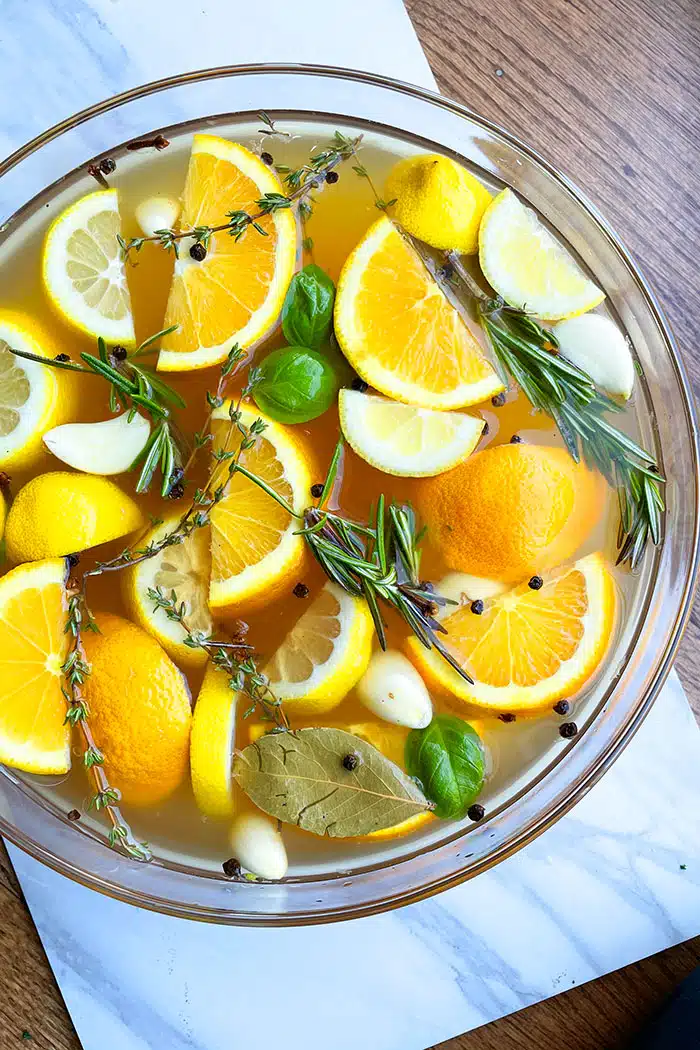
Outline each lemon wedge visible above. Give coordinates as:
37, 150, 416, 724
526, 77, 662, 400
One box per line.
43, 189, 135, 343
190, 663, 238, 819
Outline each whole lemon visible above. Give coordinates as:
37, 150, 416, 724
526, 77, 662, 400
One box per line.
416, 443, 605, 582
82, 613, 192, 807
5, 472, 144, 564
385, 154, 492, 254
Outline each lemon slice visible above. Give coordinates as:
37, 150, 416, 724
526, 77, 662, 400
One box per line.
209, 403, 311, 613
0, 313, 78, 473
190, 662, 238, 819
43, 189, 135, 344
479, 189, 605, 320
407, 552, 615, 713
0, 558, 71, 774
265, 582, 374, 716
335, 216, 503, 409
124, 513, 212, 668
158, 135, 297, 372
338, 389, 484, 477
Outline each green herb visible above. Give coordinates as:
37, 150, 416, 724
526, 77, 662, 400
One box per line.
253, 346, 340, 424
281, 264, 336, 348
352, 162, 397, 212
405, 715, 485, 819
257, 111, 290, 138
234, 726, 432, 836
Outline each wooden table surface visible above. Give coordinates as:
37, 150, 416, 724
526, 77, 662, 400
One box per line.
1, 0, 700, 1046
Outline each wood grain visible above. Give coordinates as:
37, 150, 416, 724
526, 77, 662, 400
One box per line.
1, 1, 699, 1047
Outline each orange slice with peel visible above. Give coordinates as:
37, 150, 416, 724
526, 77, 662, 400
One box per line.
407, 552, 616, 713
158, 135, 297, 372
334, 216, 503, 409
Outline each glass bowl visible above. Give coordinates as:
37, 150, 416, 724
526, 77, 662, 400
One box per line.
0, 64, 697, 925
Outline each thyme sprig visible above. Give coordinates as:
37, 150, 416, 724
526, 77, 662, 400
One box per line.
62, 577, 151, 861
443, 252, 664, 569
146, 587, 289, 731
119, 131, 362, 260
352, 162, 397, 212
8, 326, 186, 497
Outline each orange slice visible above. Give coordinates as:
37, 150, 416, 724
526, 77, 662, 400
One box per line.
407, 552, 616, 713
208, 402, 311, 612
158, 135, 297, 372
334, 216, 503, 409
0, 559, 71, 774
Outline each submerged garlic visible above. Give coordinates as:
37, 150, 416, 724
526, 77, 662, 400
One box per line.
135, 195, 181, 238
554, 313, 635, 400
43, 412, 150, 475
356, 650, 432, 729
229, 813, 288, 880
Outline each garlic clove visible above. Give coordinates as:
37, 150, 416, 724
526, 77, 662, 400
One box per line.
553, 313, 635, 400
43, 412, 151, 475
229, 813, 288, 880
356, 650, 432, 729
134, 196, 181, 238
436, 572, 508, 619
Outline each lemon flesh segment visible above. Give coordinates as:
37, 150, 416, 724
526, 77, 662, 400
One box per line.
43, 189, 135, 343
124, 513, 212, 669
479, 189, 605, 321
5, 472, 144, 564
335, 216, 503, 410
265, 582, 374, 716
407, 552, 616, 713
158, 135, 297, 372
208, 403, 311, 613
339, 388, 484, 477
0, 558, 71, 774
0, 313, 78, 473
385, 153, 492, 254
190, 662, 238, 819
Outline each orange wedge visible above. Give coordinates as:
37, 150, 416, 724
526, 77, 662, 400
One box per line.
158, 135, 297, 372
208, 402, 311, 612
407, 553, 616, 713
334, 216, 503, 409
0, 558, 71, 774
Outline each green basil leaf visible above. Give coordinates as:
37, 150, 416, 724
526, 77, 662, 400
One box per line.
405, 714, 484, 819
253, 346, 339, 424
282, 264, 335, 348
233, 726, 432, 836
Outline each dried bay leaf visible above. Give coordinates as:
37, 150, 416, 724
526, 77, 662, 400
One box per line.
233, 726, 432, 837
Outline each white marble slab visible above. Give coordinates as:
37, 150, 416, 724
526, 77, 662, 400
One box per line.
3, 2, 700, 1048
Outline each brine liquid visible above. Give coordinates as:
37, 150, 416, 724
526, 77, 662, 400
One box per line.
0, 116, 642, 876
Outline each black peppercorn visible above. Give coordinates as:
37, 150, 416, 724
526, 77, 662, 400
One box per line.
470, 599, 485, 615
260, 151, 274, 166
190, 242, 207, 262
342, 752, 360, 771
112, 345, 128, 361
99, 157, 117, 175
310, 482, 325, 499
326, 170, 339, 184
559, 721, 578, 739
553, 699, 570, 715
67, 809, 81, 822
498, 712, 516, 723
168, 482, 185, 500
467, 803, 485, 822
491, 392, 507, 407
510, 434, 523, 444
222, 858, 242, 878
66, 553, 81, 568
55, 353, 70, 362
528, 575, 543, 590
293, 582, 310, 599
351, 377, 369, 392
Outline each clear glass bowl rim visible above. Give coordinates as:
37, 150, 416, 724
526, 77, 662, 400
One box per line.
1, 61, 698, 925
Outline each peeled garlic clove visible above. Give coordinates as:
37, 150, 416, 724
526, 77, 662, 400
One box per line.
436, 572, 508, 619
554, 313, 635, 400
229, 813, 288, 880
135, 196, 181, 238
356, 650, 432, 729
43, 412, 150, 475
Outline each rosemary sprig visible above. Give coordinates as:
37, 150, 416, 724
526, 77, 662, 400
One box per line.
257, 111, 290, 138
119, 131, 362, 260
9, 326, 186, 497
146, 587, 289, 731
443, 252, 664, 570
62, 576, 151, 861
